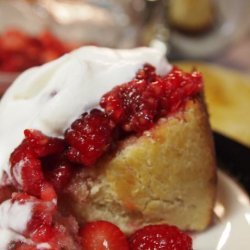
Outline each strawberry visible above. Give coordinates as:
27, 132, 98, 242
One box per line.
79, 221, 129, 250
129, 224, 193, 250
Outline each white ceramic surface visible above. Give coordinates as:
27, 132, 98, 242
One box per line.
193, 170, 250, 250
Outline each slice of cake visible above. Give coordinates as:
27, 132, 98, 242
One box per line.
64, 97, 216, 234
0, 46, 216, 249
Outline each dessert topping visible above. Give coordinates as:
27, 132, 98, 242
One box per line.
10, 129, 65, 199
101, 65, 202, 134
43, 156, 73, 192
65, 109, 115, 166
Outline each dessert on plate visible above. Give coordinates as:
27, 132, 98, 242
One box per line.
0, 46, 217, 249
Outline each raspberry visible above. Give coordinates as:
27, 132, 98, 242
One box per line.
159, 67, 202, 115
101, 65, 202, 134
129, 224, 193, 250
11, 153, 44, 197
100, 64, 159, 133
43, 155, 73, 192
10, 129, 65, 199
79, 220, 129, 250
65, 109, 115, 166
23, 129, 66, 157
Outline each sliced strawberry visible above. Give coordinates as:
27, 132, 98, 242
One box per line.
129, 224, 193, 250
79, 221, 129, 250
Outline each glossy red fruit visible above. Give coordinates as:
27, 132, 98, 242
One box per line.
129, 224, 193, 250
40, 182, 57, 202
12, 153, 44, 197
8, 193, 56, 244
26, 202, 55, 243
65, 109, 114, 166
23, 129, 65, 157
79, 221, 129, 250
100, 64, 159, 133
101, 65, 202, 134
44, 156, 73, 192
10, 129, 64, 198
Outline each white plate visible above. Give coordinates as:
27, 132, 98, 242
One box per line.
193, 170, 250, 249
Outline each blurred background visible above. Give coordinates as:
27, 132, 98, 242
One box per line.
0, 0, 250, 145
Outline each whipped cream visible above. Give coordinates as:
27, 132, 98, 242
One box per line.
0, 199, 33, 249
0, 46, 171, 248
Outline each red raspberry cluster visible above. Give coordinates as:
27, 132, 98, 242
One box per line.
100, 65, 202, 133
